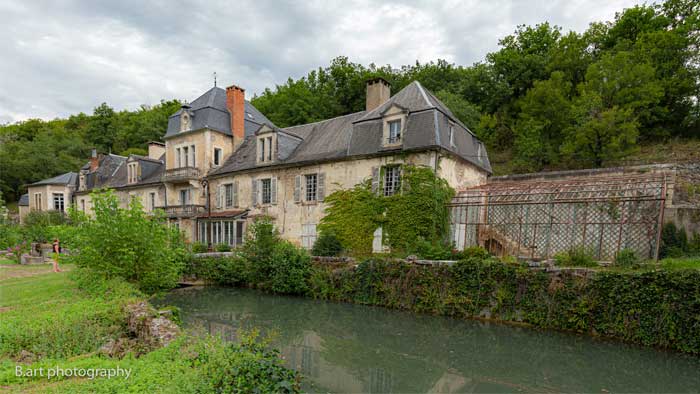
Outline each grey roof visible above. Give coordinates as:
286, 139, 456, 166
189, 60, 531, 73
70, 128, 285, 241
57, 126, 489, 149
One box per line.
79, 154, 165, 191
77, 154, 126, 191
29, 172, 78, 186
164, 87, 274, 139
18, 193, 29, 206
209, 81, 491, 176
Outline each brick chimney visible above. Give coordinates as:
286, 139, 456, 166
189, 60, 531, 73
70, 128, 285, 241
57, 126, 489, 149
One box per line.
147, 141, 165, 160
89, 148, 99, 171
366, 77, 391, 112
226, 84, 246, 148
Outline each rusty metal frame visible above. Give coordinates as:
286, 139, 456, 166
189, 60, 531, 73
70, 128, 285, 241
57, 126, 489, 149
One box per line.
449, 175, 667, 261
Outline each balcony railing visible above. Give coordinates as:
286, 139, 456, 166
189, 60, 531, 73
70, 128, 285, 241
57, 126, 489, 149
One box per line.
163, 167, 200, 182
156, 204, 205, 218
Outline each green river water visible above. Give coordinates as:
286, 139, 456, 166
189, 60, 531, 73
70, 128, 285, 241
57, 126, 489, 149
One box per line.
159, 286, 700, 393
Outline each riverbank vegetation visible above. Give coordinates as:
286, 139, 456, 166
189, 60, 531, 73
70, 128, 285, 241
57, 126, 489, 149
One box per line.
0, 265, 300, 393
188, 217, 700, 354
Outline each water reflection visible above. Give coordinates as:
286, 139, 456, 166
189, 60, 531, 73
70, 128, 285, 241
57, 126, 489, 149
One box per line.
158, 286, 700, 393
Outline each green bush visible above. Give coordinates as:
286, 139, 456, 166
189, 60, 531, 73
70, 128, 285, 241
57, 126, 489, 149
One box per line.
215, 243, 232, 252
412, 239, 453, 260
554, 247, 598, 267
270, 241, 311, 295
311, 230, 343, 256
614, 248, 642, 267
660, 222, 690, 258
453, 246, 490, 261
241, 216, 280, 284
0, 223, 23, 250
69, 190, 187, 294
191, 242, 208, 253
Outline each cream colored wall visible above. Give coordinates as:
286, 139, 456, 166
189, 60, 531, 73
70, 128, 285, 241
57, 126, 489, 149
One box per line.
75, 185, 164, 216
208, 151, 470, 247
18, 205, 30, 224
27, 184, 74, 213
165, 129, 233, 173
436, 154, 488, 190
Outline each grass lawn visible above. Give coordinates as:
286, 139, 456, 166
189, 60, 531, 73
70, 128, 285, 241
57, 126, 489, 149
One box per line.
0, 265, 299, 393
659, 257, 700, 271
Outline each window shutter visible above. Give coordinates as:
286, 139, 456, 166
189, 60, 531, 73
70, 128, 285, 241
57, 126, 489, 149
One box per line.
251, 178, 258, 206
318, 173, 326, 201
371, 167, 380, 194
294, 175, 301, 202
257, 180, 263, 206
233, 181, 239, 208
271, 178, 277, 205
215, 185, 221, 209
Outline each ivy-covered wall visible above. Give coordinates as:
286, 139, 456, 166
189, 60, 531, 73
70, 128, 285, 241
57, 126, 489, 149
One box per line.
189, 252, 700, 354
308, 259, 700, 354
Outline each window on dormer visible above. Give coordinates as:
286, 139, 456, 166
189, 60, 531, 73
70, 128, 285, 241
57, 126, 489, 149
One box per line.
259, 138, 265, 162
449, 124, 455, 146
127, 162, 138, 184
266, 137, 272, 161
388, 120, 401, 144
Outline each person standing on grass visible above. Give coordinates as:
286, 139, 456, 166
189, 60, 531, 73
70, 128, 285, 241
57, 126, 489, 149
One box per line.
52, 238, 61, 273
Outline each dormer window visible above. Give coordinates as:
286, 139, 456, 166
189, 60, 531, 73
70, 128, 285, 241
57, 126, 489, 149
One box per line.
388, 120, 401, 144
127, 162, 139, 184
449, 124, 455, 147
79, 173, 86, 191
180, 111, 192, 132
381, 104, 407, 147
257, 135, 274, 163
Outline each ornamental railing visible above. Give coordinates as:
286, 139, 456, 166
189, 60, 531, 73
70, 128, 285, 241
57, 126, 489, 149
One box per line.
163, 167, 200, 182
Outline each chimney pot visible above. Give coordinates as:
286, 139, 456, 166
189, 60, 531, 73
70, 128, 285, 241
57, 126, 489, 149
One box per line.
366, 77, 391, 112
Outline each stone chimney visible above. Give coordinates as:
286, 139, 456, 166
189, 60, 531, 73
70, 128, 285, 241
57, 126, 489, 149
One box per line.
148, 141, 166, 160
366, 77, 391, 112
90, 148, 99, 171
226, 84, 246, 148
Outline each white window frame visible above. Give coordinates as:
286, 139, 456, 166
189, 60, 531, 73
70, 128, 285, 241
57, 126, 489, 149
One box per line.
261, 178, 272, 204
224, 183, 234, 208
388, 120, 401, 144
305, 173, 317, 201
383, 166, 401, 197
52, 193, 65, 212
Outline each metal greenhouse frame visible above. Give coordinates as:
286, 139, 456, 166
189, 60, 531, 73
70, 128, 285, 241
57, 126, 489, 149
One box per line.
448, 174, 667, 261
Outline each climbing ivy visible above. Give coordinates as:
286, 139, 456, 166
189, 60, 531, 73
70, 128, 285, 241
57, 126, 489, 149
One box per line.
319, 165, 455, 256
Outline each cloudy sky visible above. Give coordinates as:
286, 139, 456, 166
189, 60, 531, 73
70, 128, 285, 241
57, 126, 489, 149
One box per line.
0, 0, 642, 124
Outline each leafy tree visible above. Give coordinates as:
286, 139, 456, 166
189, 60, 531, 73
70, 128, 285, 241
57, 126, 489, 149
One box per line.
87, 103, 117, 152
311, 230, 344, 257
513, 71, 573, 170
562, 91, 639, 167
70, 190, 186, 293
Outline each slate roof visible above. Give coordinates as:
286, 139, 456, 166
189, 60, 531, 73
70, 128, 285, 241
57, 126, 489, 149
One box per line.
18, 194, 29, 206
209, 81, 491, 176
164, 87, 274, 139
77, 153, 166, 192
29, 172, 78, 186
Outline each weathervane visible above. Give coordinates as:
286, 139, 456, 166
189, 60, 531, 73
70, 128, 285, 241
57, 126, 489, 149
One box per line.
213, 71, 217, 87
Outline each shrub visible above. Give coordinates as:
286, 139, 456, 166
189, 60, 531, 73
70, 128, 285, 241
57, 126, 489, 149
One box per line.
554, 247, 598, 267
198, 331, 300, 393
241, 216, 280, 283
615, 248, 642, 267
660, 222, 689, 258
269, 241, 311, 295
215, 243, 232, 252
0, 223, 23, 250
70, 190, 187, 294
453, 246, 490, 261
191, 242, 208, 253
412, 239, 453, 260
311, 230, 343, 256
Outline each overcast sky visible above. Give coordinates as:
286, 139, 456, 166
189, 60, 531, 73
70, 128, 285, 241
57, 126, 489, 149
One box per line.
0, 0, 642, 124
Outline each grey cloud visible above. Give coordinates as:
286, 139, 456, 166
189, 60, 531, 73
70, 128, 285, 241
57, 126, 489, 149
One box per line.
0, 0, 639, 124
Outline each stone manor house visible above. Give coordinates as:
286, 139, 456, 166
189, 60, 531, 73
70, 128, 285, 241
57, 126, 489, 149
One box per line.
19, 78, 492, 249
